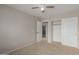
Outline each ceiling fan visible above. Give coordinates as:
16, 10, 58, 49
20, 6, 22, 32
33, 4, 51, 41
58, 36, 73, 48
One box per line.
32, 5, 55, 13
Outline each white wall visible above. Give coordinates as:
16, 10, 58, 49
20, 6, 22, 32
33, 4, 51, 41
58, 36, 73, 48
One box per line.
0, 5, 40, 53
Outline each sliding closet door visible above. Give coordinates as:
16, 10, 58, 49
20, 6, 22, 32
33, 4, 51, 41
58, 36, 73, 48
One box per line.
62, 17, 78, 48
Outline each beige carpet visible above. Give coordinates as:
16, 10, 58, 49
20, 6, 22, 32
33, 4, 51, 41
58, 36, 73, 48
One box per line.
8, 40, 79, 55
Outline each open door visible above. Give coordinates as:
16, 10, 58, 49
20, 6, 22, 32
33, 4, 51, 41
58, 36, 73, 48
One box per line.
36, 21, 42, 42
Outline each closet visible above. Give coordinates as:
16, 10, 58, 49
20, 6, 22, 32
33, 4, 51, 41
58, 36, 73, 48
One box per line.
62, 17, 78, 48
52, 17, 79, 48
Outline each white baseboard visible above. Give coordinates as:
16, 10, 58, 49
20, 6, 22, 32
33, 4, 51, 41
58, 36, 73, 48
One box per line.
1, 41, 36, 55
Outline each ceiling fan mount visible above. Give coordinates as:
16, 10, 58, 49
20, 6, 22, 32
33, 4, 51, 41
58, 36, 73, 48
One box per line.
32, 5, 55, 13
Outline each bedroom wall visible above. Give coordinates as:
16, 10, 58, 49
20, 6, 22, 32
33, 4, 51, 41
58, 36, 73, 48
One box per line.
0, 5, 40, 53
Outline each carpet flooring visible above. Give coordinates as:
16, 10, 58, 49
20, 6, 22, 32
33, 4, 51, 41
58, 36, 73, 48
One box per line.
8, 40, 79, 55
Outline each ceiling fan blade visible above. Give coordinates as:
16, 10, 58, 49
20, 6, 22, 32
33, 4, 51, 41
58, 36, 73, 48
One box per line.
46, 6, 55, 8
32, 7, 39, 9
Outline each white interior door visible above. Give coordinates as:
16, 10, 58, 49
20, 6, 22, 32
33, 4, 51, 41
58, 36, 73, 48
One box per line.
62, 17, 78, 48
52, 20, 61, 42
37, 21, 42, 42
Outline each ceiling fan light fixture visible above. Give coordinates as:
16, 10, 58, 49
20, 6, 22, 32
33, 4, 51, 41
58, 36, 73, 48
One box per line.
41, 7, 45, 13
41, 7, 45, 11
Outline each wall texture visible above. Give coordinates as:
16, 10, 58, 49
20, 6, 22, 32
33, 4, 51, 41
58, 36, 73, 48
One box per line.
0, 5, 40, 53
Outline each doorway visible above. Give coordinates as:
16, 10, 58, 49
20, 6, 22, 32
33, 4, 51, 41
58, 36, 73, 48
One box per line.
42, 22, 48, 39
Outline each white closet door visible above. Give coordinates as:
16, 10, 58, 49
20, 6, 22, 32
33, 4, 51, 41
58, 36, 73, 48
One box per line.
53, 21, 61, 42
62, 17, 78, 48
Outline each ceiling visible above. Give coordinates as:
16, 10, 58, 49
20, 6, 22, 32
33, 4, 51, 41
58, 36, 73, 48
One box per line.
6, 4, 79, 18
